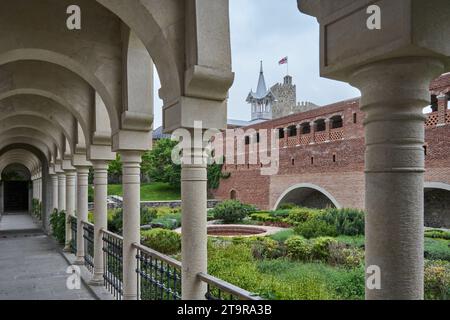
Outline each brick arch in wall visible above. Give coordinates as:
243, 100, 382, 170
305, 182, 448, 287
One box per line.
273, 183, 342, 210
424, 182, 450, 229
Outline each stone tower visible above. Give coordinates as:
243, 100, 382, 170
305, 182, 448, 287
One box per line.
246, 62, 275, 121
271, 75, 297, 118
271, 75, 319, 118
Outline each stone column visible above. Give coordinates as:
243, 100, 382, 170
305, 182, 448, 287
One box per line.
437, 93, 448, 126
310, 121, 316, 144
121, 151, 142, 300
51, 174, 59, 211
283, 128, 289, 148
181, 134, 208, 300
57, 173, 66, 211
90, 161, 108, 285
325, 119, 331, 142
74, 167, 89, 265
349, 57, 445, 300
64, 170, 77, 252
296, 124, 302, 145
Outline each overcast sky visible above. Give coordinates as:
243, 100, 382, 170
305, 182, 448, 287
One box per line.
153, 0, 361, 127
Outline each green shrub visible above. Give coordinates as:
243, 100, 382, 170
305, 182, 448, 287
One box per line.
278, 203, 298, 210
321, 208, 365, 236
250, 213, 278, 223
108, 208, 123, 233
211, 200, 255, 224
140, 207, 158, 225
50, 209, 66, 244
251, 238, 286, 260
141, 228, 181, 255
425, 238, 450, 261
424, 260, 450, 300
287, 207, 321, 224
285, 236, 312, 261
425, 229, 450, 241
270, 229, 296, 243
328, 242, 365, 269
32, 199, 42, 220
294, 217, 337, 239
311, 237, 337, 261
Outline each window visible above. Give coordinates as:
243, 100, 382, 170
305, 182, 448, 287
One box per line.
245, 136, 250, 145
301, 123, 311, 135
256, 133, 260, 143
230, 190, 237, 200
311, 157, 314, 165
291, 158, 295, 166
353, 113, 357, 124
315, 119, 326, 132
331, 115, 343, 129
333, 154, 336, 163
288, 125, 297, 137
424, 145, 428, 156
278, 128, 285, 139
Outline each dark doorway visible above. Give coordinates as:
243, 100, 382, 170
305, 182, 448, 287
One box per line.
4, 181, 29, 212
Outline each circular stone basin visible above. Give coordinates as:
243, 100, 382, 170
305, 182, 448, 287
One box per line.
207, 225, 268, 237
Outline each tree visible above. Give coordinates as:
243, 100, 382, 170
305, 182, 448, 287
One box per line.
146, 139, 181, 188
144, 138, 229, 190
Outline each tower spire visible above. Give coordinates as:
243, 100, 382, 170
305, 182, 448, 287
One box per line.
256, 61, 267, 98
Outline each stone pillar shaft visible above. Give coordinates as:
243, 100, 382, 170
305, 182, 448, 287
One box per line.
64, 171, 77, 251
57, 174, 66, 211
75, 167, 89, 265
350, 57, 445, 300
91, 161, 108, 285
121, 151, 142, 300
51, 175, 59, 211
181, 135, 208, 300
437, 94, 448, 125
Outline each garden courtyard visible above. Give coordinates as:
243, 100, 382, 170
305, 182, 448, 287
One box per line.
52, 193, 450, 300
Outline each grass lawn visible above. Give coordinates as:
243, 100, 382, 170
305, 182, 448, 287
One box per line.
208, 241, 364, 300
89, 182, 181, 201
109, 182, 180, 201
207, 233, 450, 300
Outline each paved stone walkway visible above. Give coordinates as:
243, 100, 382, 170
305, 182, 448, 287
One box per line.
0, 213, 39, 233
0, 213, 95, 300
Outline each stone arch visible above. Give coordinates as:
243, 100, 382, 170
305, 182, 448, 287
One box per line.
0, 116, 67, 155
96, 0, 182, 103
424, 182, 450, 228
274, 183, 341, 210
0, 49, 119, 133
0, 143, 50, 228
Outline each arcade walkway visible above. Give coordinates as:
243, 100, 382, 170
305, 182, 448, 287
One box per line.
0, 213, 95, 300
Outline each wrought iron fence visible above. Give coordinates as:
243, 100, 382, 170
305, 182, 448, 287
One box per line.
82, 222, 94, 273
198, 273, 262, 301
102, 229, 123, 300
134, 243, 182, 300
70, 216, 77, 255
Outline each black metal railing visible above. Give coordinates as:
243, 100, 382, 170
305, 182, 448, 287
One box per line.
70, 216, 77, 254
134, 243, 182, 300
102, 230, 123, 300
198, 273, 262, 301
83, 222, 94, 273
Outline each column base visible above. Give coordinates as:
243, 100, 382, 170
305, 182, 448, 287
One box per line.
123, 294, 137, 300
73, 257, 85, 266
89, 274, 104, 287
63, 245, 72, 253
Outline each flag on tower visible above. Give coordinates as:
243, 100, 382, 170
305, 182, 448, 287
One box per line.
279, 56, 288, 65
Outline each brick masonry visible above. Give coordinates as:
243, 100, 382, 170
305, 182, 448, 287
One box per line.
213, 74, 450, 217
